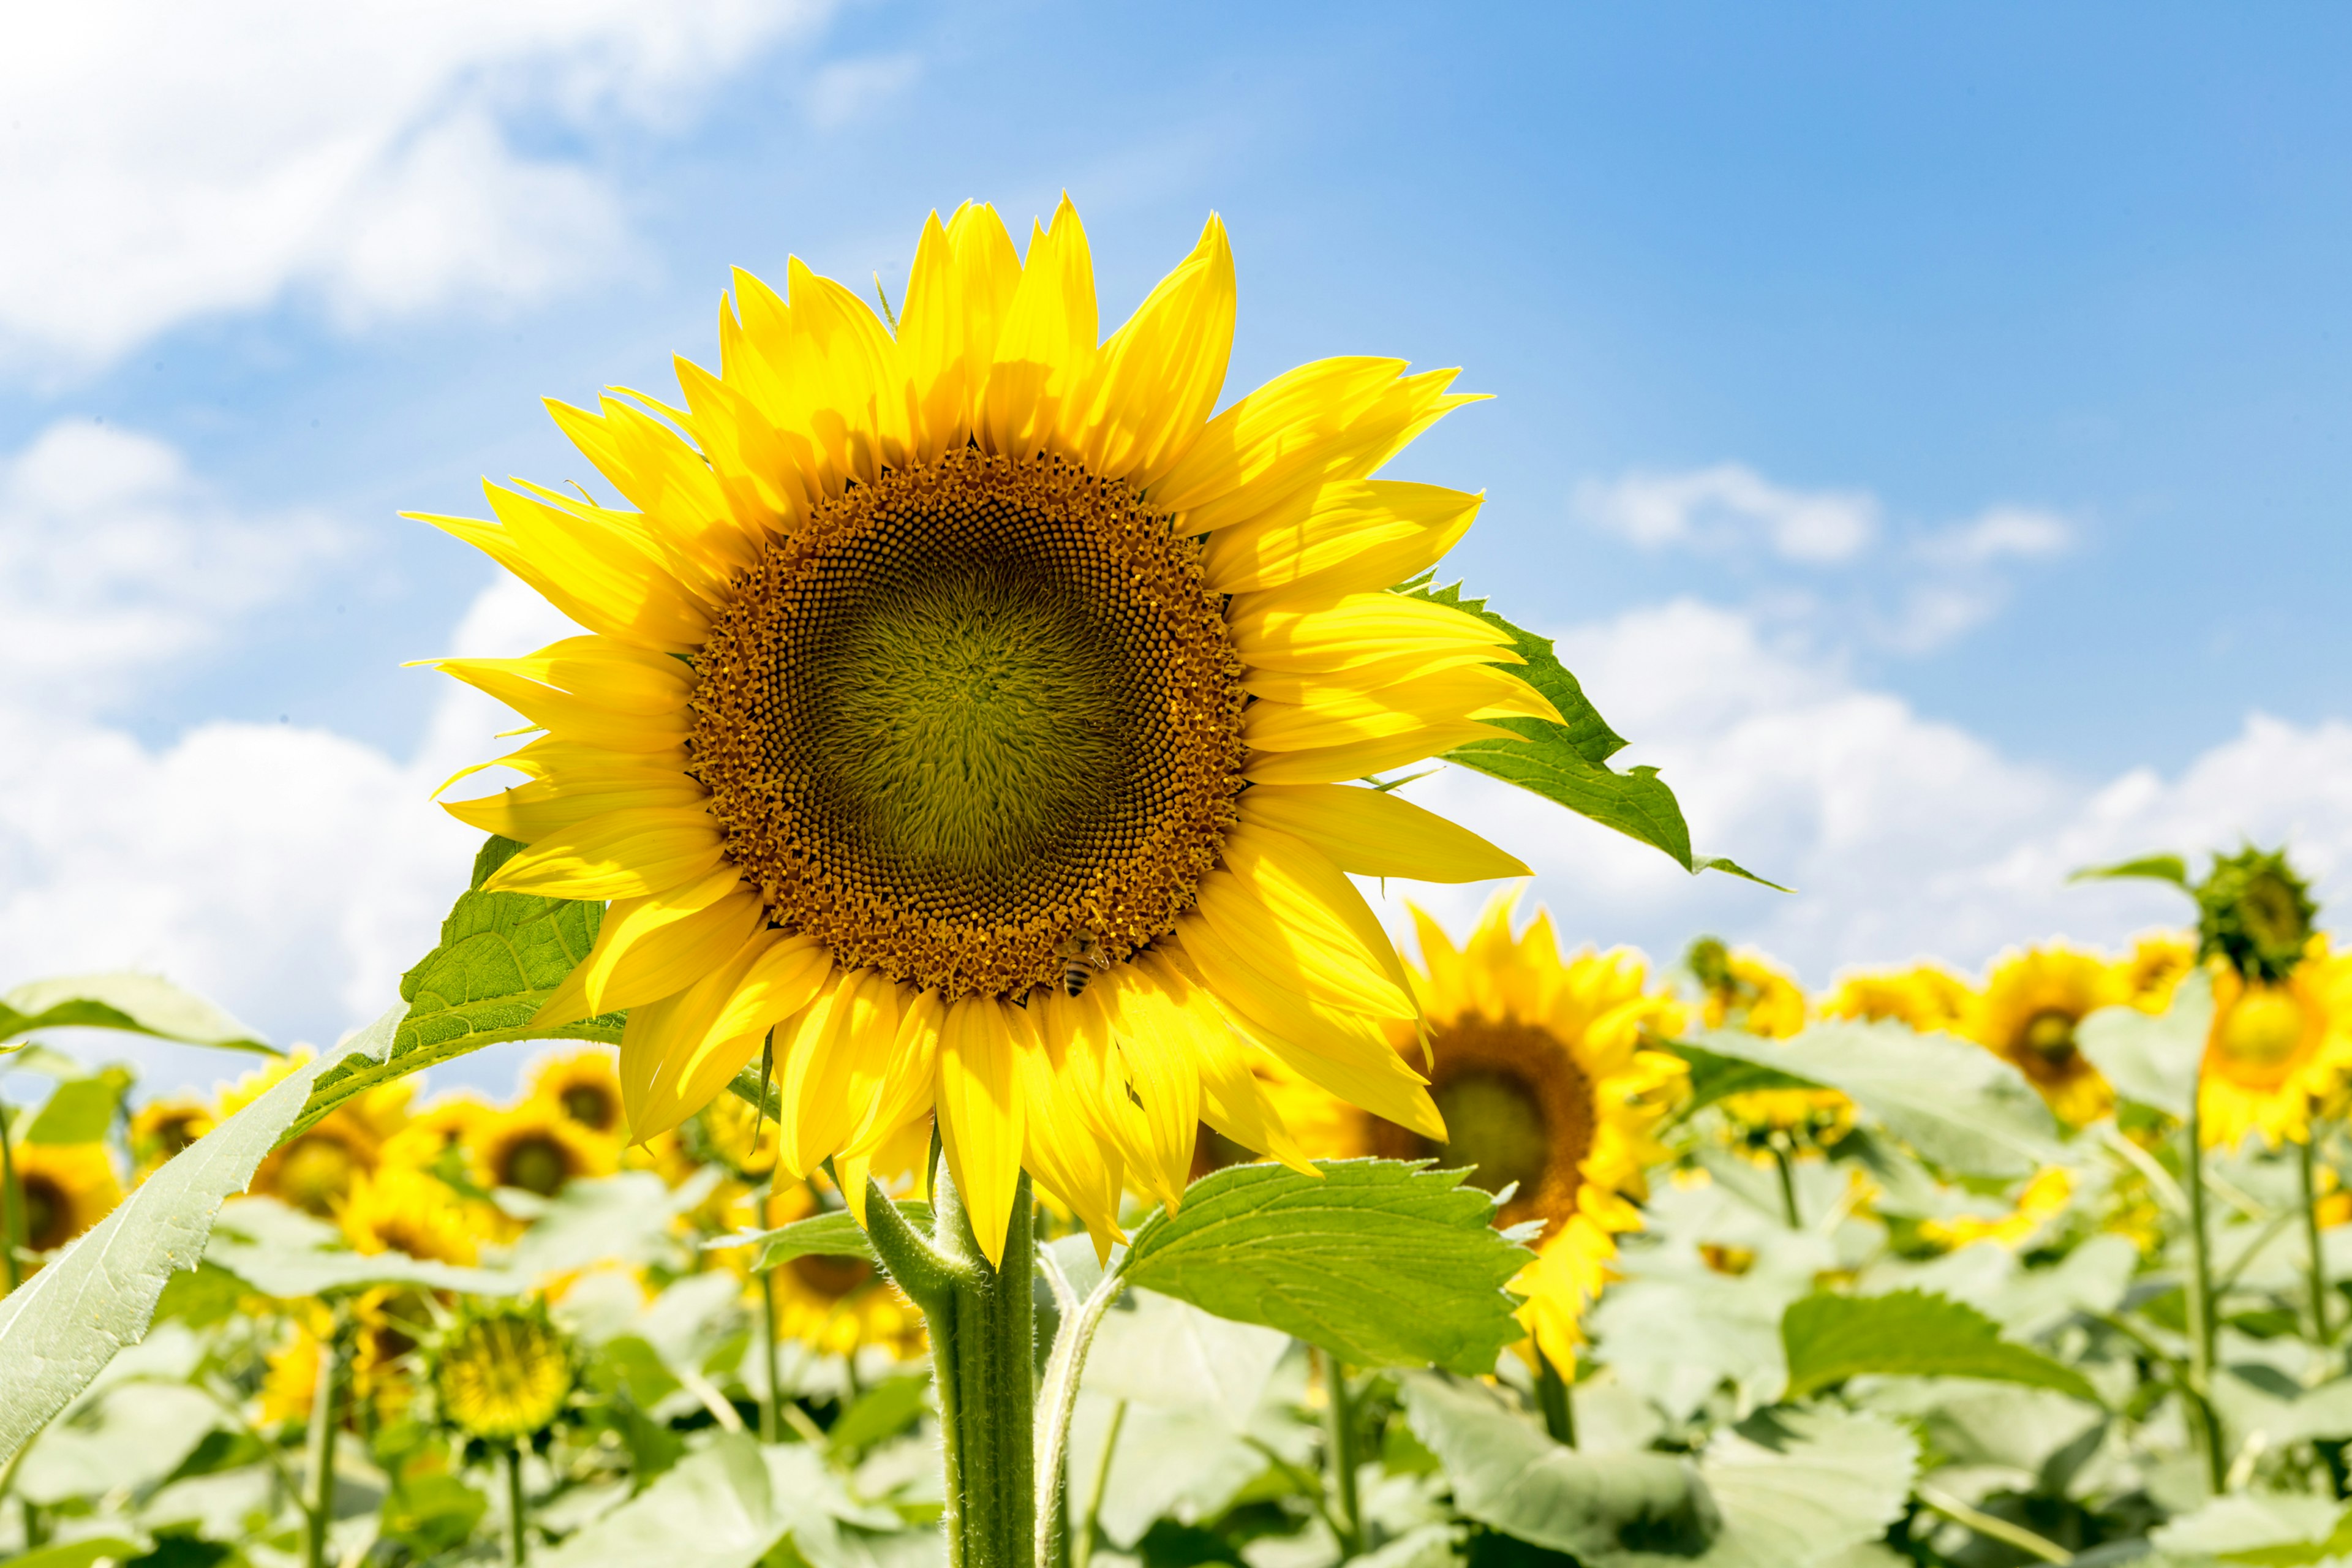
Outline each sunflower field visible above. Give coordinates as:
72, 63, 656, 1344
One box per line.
2, 202, 2341, 1568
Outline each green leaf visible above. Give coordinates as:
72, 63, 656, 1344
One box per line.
1601, 1408, 1917, 1568
1404, 583, 1784, 889
534, 1432, 886, 1568
1780, 1289, 2100, 1403
1401, 1371, 1716, 1559
723, 1202, 933, 1272
2076, 969, 2212, 1120
2069, 853, 2190, 888
1120, 1159, 1530, 1375
24, 1066, 132, 1144
0, 1008, 396, 1466
2155, 1495, 2348, 1567
0, 972, 270, 1052
4, 1537, 150, 1568
204, 1237, 522, 1298
1681, 1020, 2063, 1178
1661, 1042, 1816, 1121
2221, 1507, 2352, 1566
289, 835, 618, 1139
826, 1371, 931, 1456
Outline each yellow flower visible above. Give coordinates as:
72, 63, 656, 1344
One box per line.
258, 1311, 327, 1427
129, 1098, 214, 1178
431, 1301, 575, 1442
736, 1185, 925, 1360
1338, 895, 1686, 1372
418, 198, 1540, 1262
2123, 930, 2196, 1011
526, 1047, 625, 1136
1920, 1166, 2074, 1251
1822, 963, 1974, 1033
688, 1085, 779, 1181
10, 1142, 123, 1254
381, 1091, 494, 1172
1693, 941, 1852, 1150
2201, 941, 2352, 1150
226, 1056, 411, 1216
1964, 944, 2124, 1127
468, 1101, 616, 1198
338, 1164, 480, 1264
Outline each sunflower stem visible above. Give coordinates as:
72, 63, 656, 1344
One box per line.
1315, 1349, 1363, 1560
2184, 1067, 2228, 1493
1071, 1398, 1124, 1568
2304, 1125, 2335, 1348
1771, 1145, 1802, 1229
915, 1157, 1035, 1568
1534, 1348, 1577, 1447
0, 1103, 23, 1294
758, 1265, 784, 1444
505, 1444, 527, 1567
303, 1321, 343, 1568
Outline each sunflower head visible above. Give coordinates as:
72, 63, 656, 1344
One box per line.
129, 1098, 214, 1177
1822, 964, 1974, 1033
11, 1142, 123, 1254
2124, 930, 2197, 1011
469, 1101, 616, 1199
1687, 938, 1807, 1039
526, 1047, 625, 1135
338, 1165, 480, 1264
2197, 845, 2318, 983
1965, 944, 2125, 1126
744, 1185, 924, 1360
430, 1299, 575, 1444
1918, 1166, 2074, 1252
2201, 948, 2352, 1150
420, 197, 1542, 1264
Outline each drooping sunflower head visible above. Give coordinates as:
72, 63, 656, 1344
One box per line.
526, 1047, 626, 1135
338, 1164, 480, 1265
431, 1299, 575, 1444
469, 1101, 616, 1199
12, 1142, 123, 1254
2201, 944, 2352, 1150
418, 197, 1543, 1262
2197, 845, 2318, 984
1822, 963, 1975, 1033
1964, 944, 2126, 1126
129, 1098, 214, 1177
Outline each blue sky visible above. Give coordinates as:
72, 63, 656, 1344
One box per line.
7, 2, 2352, 1089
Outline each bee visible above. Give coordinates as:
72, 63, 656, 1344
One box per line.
1057, 929, 1109, 998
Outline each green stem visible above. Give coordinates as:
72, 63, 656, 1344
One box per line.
758, 1267, 784, 1444
1915, 1484, 2070, 1565
505, 1444, 527, 1567
303, 1325, 342, 1568
1316, 1350, 1363, 1560
2305, 1125, 2334, 1348
0, 1104, 23, 1294
1534, 1348, 1577, 1447
2184, 1074, 2228, 1493
1070, 1400, 1124, 1568
1771, 1146, 1801, 1229
865, 1147, 1032, 1568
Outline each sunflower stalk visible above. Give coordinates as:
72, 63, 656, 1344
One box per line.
1315, 1349, 1365, 1560
2303, 1126, 2335, 1347
2182, 1068, 2228, 1493
504, 1445, 528, 1567
303, 1319, 345, 1568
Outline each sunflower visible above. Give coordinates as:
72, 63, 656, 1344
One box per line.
2200, 940, 2352, 1150
228, 1057, 410, 1216
381, 1091, 494, 1172
734, 1184, 925, 1360
10, 1142, 122, 1254
1963, 944, 2125, 1127
2123, 930, 2196, 1011
129, 1098, 214, 1178
418, 198, 1540, 1262
1691, 941, 1852, 1150
1919, 1166, 2074, 1251
1327, 897, 1685, 1371
339, 1164, 481, 1264
1821, 963, 1973, 1033
431, 1300, 575, 1444
526, 1047, 625, 1136
469, 1101, 616, 1198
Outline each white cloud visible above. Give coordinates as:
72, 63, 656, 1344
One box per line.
0, 1, 835, 371
805, 53, 925, 132
1574, 463, 1880, 564
1374, 598, 2352, 987
1923, 505, 2073, 566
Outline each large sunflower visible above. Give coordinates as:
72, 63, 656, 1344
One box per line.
10, 1142, 122, 1255
1351, 898, 1683, 1371
1963, 944, 2124, 1127
420, 198, 1539, 1262
2201, 939, 2352, 1150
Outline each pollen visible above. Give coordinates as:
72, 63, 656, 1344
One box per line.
690, 447, 1247, 1000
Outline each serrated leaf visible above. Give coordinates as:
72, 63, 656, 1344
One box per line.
0, 1007, 396, 1465
0, 972, 270, 1052
1662, 1042, 1816, 1120
1404, 583, 1782, 889
1682, 1020, 2063, 1178
717, 1202, 932, 1272
1119, 1159, 1529, 1374
2070, 853, 2190, 888
1781, 1289, 2100, 1403
2076, 969, 2212, 1120
23, 1066, 132, 1145
1401, 1371, 1716, 1559
290, 835, 619, 1139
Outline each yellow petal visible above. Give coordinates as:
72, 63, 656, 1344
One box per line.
1241, 664, 1558, 754
1186, 1017, 1315, 1177
671, 355, 807, 537
775, 967, 902, 1178
409, 491, 709, 654
900, 203, 1023, 461
531, 870, 763, 1027
1241, 783, 1526, 883
982, 195, 1098, 461
935, 997, 1027, 1268
619, 927, 785, 1140
484, 805, 726, 900
783, 255, 914, 484
442, 773, 707, 843
1065, 213, 1235, 484
1215, 821, 1418, 1007
1229, 590, 1517, 677
843, 988, 945, 1161
1202, 480, 1482, 597
548, 397, 763, 577
1243, 722, 1515, 786
1108, 954, 1207, 1209
1016, 1013, 1128, 1251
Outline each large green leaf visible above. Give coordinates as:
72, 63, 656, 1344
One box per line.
535, 1431, 906, 1568
1664, 1042, 1816, 1121
1401, 1371, 1716, 1559
1406, 583, 1782, 889
1781, 1289, 2100, 1403
23, 1066, 132, 1145
2076, 970, 2212, 1120
290, 835, 619, 1139
1119, 1159, 1529, 1375
205, 1237, 522, 1297
0, 1007, 397, 1464
0, 972, 270, 1052
718, 1202, 933, 1272
1675, 1020, 2063, 1178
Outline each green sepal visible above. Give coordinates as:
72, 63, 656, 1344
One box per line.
1404, 583, 1785, 890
